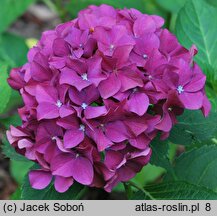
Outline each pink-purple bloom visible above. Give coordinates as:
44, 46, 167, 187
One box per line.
7, 4, 210, 193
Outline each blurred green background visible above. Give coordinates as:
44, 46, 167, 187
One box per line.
0, 0, 217, 200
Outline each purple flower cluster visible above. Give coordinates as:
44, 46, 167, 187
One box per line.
7, 5, 210, 192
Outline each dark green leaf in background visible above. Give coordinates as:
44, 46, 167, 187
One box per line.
0, 64, 11, 114
0, 0, 36, 33
1, 137, 28, 161
11, 160, 34, 185
156, 0, 187, 13
169, 110, 217, 145
175, 0, 217, 71
1, 113, 21, 129
0, 33, 29, 67
67, 0, 169, 20
206, 0, 217, 7
22, 171, 87, 200
132, 181, 217, 200
165, 145, 217, 191
150, 137, 171, 170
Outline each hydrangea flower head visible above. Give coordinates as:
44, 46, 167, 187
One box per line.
7, 4, 210, 193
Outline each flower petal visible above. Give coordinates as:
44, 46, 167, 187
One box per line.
128, 93, 149, 116
29, 170, 52, 190
54, 176, 74, 193
179, 92, 203, 110
64, 129, 84, 148
71, 156, 94, 185
98, 73, 121, 99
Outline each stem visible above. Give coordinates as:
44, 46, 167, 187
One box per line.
42, 0, 58, 13
54, 0, 68, 22
123, 182, 133, 199
169, 13, 178, 33
76, 187, 89, 200
128, 181, 155, 200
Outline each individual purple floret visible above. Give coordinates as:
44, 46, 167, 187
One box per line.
7, 4, 210, 193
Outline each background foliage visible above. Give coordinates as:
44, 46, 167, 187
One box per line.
0, 0, 217, 200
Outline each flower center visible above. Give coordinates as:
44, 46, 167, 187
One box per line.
79, 124, 85, 132
81, 103, 88, 110
177, 85, 184, 94
56, 100, 62, 108
51, 136, 57, 140
148, 75, 152, 80
110, 44, 115, 50
132, 87, 138, 93
79, 43, 83, 48
168, 107, 173, 111
81, 73, 88, 81
143, 54, 148, 59
89, 27, 94, 33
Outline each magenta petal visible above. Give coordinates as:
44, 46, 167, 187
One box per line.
64, 129, 84, 148
104, 176, 119, 192
128, 93, 149, 116
87, 127, 113, 151
53, 38, 70, 56
129, 134, 151, 149
151, 15, 164, 28
10, 126, 27, 137
59, 106, 74, 118
117, 165, 136, 182
124, 118, 148, 136
36, 85, 57, 103
37, 103, 59, 120
155, 112, 172, 132
60, 68, 91, 91
30, 62, 51, 81
54, 137, 70, 153
201, 95, 211, 117
104, 150, 125, 170
185, 74, 206, 92
29, 170, 52, 190
54, 176, 74, 193
84, 106, 107, 119
133, 15, 156, 36
105, 121, 128, 142
71, 157, 94, 185
179, 92, 203, 109
98, 73, 121, 99
163, 71, 179, 89
119, 71, 143, 92
52, 154, 75, 177
18, 139, 33, 149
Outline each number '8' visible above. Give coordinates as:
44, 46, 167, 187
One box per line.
205, 203, 211, 211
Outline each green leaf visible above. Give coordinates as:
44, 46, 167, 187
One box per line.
21, 164, 87, 200
11, 188, 22, 200
6, 90, 23, 112
132, 181, 217, 200
150, 137, 171, 170
206, 0, 217, 7
22, 172, 87, 200
133, 164, 165, 187
156, 0, 187, 13
1, 136, 28, 161
0, 64, 11, 114
0, 0, 36, 33
165, 145, 217, 192
67, 0, 168, 19
175, 0, 217, 71
11, 160, 34, 185
0, 33, 29, 67
169, 110, 217, 145
0, 113, 22, 129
